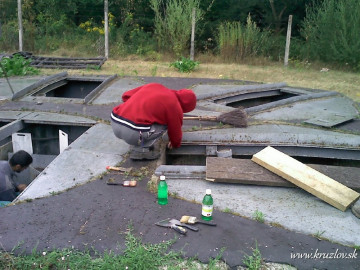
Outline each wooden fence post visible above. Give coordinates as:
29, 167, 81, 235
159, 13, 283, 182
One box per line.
284, 15, 293, 67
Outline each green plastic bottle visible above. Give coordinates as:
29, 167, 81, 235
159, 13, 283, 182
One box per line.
201, 189, 213, 221
157, 175, 168, 205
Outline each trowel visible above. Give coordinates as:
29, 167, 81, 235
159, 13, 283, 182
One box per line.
155, 218, 187, 235
169, 219, 199, 231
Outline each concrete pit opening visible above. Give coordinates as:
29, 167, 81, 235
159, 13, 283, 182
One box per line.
33, 78, 102, 99
0, 119, 92, 192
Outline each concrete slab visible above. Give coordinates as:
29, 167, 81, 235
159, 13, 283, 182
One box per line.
165, 178, 360, 246
21, 111, 97, 126
182, 124, 360, 149
0, 76, 45, 98
305, 114, 355, 128
91, 78, 143, 105
14, 123, 129, 202
0, 111, 96, 126
192, 82, 287, 100
252, 96, 359, 122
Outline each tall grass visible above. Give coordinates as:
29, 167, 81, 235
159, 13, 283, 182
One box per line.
301, 0, 360, 70
217, 15, 270, 62
150, 0, 202, 57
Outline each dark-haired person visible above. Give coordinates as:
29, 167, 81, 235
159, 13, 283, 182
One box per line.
0, 150, 33, 204
111, 83, 197, 160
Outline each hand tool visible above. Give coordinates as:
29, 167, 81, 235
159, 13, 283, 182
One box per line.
106, 166, 132, 173
180, 215, 217, 226
155, 218, 187, 235
169, 219, 199, 231
183, 108, 248, 127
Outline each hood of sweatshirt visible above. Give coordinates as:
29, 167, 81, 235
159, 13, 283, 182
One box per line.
175, 89, 197, 113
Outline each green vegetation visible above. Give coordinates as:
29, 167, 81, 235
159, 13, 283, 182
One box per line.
243, 242, 263, 270
0, 55, 39, 77
1, 0, 358, 72
253, 210, 265, 223
218, 15, 269, 62
150, 0, 202, 57
301, 0, 360, 70
0, 226, 228, 270
170, 57, 199, 73
313, 230, 326, 240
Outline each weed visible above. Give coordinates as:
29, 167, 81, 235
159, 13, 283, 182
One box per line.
169, 191, 179, 198
151, 65, 158, 76
49, 191, 60, 196
223, 207, 233, 213
0, 55, 40, 77
253, 210, 265, 223
0, 226, 183, 269
170, 56, 199, 73
243, 241, 263, 270
85, 64, 100, 70
207, 247, 226, 269
191, 124, 202, 131
269, 222, 285, 229
313, 230, 326, 240
354, 245, 360, 250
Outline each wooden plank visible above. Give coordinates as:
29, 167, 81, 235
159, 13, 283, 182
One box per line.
308, 164, 360, 192
251, 146, 359, 211
205, 157, 360, 191
206, 157, 295, 187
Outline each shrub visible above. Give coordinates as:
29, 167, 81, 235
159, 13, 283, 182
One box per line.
170, 56, 199, 73
301, 0, 360, 70
0, 55, 39, 77
150, 0, 202, 57
217, 14, 270, 62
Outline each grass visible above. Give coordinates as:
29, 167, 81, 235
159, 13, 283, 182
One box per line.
39, 55, 360, 103
253, 210, 265, 223
243, 241, 263, 270
0, 226, 227, 270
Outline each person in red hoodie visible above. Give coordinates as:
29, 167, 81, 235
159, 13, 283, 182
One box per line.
111, 83, 197, 160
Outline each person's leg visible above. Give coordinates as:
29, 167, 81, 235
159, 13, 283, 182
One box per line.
111, 120, 167, 160
131, 124, 167, 160
141, 124, 167, 148
111, 120, 140, 146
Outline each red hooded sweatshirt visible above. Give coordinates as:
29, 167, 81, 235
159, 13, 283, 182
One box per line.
111, 83, 197, 148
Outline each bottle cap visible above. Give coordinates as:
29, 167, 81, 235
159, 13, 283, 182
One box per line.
160, 175, 166, 181
206, 189, 211, 195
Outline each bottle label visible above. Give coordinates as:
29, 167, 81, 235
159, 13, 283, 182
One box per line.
202, 204, 213, 217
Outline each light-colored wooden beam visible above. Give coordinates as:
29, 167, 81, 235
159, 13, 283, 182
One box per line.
252, 146, 359, 211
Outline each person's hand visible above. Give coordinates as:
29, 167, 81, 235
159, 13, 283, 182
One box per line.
167, 142, 173, 149
17, 184, 27, 192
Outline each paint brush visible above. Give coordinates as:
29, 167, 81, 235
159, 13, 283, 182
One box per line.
180, 215, 217, 226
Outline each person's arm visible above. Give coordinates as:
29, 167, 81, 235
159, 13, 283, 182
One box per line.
16, 184, 27, 192
165, 108, 183, 148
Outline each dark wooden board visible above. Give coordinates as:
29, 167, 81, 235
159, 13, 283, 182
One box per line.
206, 157, 295, 187
206, 157, 360, 191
